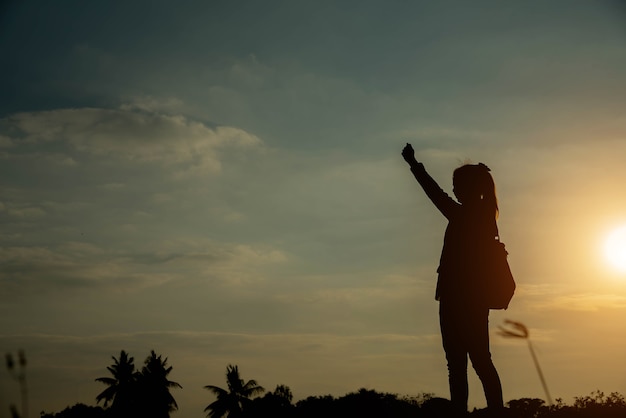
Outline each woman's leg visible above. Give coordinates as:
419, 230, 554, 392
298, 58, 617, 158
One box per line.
467, 308, 504, 409
440, 302, 469, 414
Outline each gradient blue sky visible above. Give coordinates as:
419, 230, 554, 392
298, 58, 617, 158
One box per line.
1, 1, 626, 416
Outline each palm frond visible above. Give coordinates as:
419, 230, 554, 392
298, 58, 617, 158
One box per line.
167, 380, 183, 389
95, 386, 117, 405
95, 377, 116, 385
242, 380, 265, 397
204, 385, 228, 397
204, 399, 229, 418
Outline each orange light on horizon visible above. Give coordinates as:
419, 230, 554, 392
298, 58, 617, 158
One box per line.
604, 224, 626, 274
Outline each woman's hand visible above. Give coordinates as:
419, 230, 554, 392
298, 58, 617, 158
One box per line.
402, 143, 417, 165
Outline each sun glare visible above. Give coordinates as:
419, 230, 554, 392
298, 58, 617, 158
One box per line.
605, 225, 626, 273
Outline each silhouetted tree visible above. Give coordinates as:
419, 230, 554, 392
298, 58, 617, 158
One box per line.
273, 384, 294, 405
336, 389, 419, 418
571, 390, 626, 418
95, 350, 136, 416
136, 350, 182, 418
204, 364, 265, 418
506, 397, 546, 418
247, 384, 294, 418
294, 390, 424, 418
40, 404, 106, 418
294, 394, 336, 418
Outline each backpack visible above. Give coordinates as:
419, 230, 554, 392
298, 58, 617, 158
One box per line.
482, 236, 516, 310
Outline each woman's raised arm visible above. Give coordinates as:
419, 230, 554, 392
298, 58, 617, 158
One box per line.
401, 143, 459, 219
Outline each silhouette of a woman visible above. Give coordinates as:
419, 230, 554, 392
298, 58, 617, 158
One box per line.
401, 143, 504, 416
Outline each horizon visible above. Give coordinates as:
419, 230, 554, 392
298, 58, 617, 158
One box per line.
1, 1, 626, 417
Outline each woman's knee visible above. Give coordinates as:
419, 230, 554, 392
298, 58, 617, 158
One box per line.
470, 353, 496, 374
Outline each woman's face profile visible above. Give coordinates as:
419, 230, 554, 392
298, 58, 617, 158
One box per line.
453, 175, 477, 204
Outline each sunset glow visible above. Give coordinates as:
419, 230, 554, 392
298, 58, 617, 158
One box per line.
605, 225, 626, 273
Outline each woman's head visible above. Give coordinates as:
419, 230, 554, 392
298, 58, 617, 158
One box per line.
453, 163, 499, 219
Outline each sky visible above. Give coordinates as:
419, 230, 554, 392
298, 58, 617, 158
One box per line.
1, 0, 626, 416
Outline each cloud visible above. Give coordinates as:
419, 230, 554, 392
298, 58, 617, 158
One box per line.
99, 182, 126, 190
0, 134, 13, 147
519, 283, 626, 312
538, 293, 626, 312
0, 244, 166, 294
1, 105, 262, 176
0, 236, 289, 297
5, 205, 47, 218
120, 95, 185, 113
0, 330, 438, 357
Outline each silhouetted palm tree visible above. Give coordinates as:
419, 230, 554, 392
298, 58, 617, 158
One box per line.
95, 350, 136, 413
204, 364, 265, 418
136, 350, 182, 418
